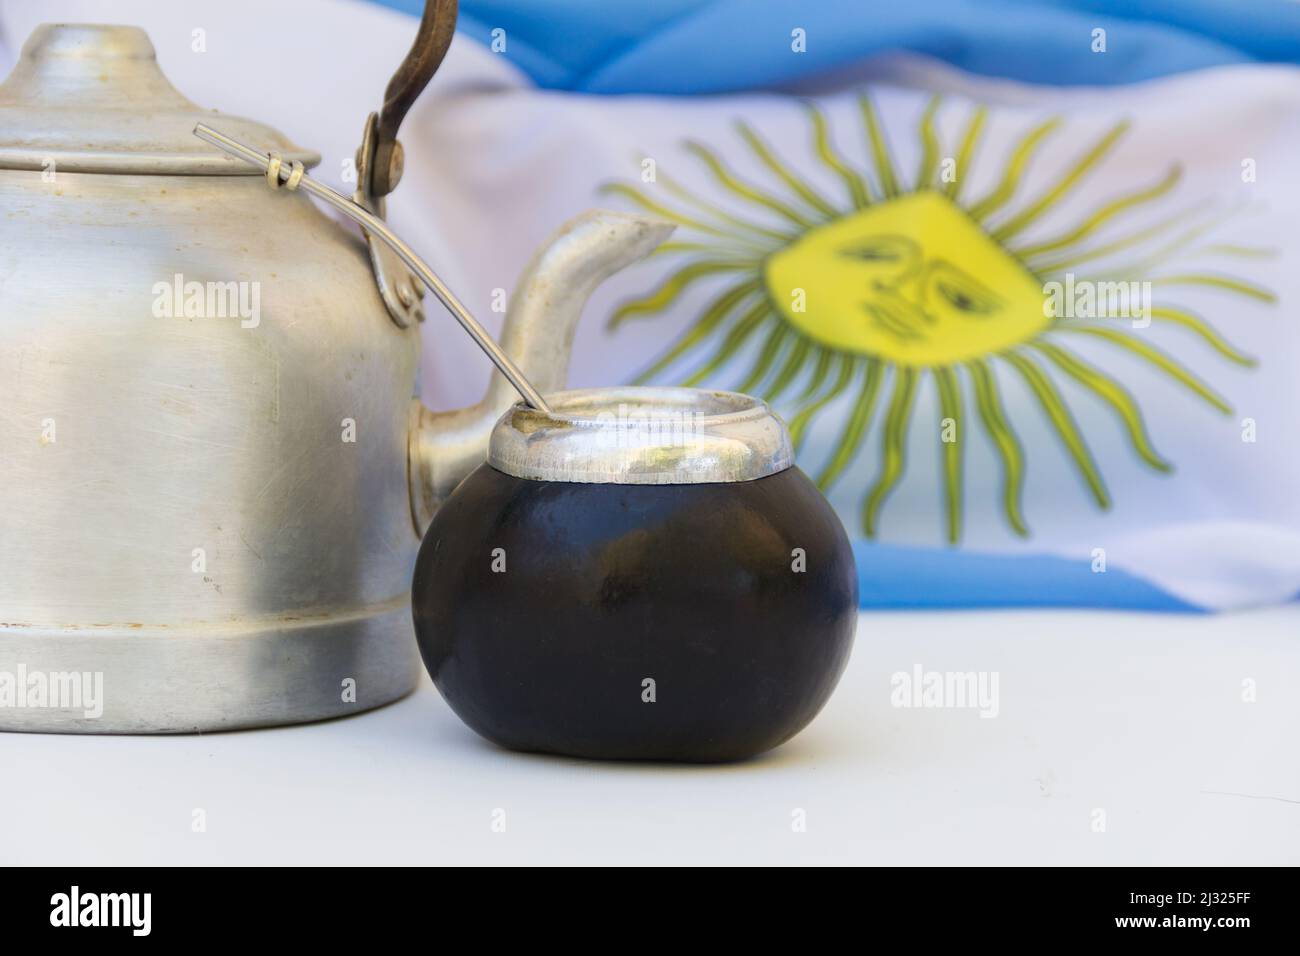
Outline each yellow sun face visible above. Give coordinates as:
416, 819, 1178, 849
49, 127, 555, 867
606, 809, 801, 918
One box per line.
604, 95, 1274, 543
765, 192, 1050, 365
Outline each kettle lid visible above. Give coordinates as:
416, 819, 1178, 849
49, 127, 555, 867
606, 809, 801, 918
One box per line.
0, 24, 319, 174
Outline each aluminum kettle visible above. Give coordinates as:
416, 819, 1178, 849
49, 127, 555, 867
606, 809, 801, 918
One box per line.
0, 4, 670, 732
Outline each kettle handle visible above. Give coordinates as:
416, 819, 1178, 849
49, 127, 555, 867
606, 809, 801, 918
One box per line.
370, 0, 458, 197
354, 0, 458, 328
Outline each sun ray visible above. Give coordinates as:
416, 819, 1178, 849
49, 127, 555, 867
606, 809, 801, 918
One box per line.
967, 117, 1061, 223
1029, 203, 1207, 274
735, 120, 841, 220
609, 260, 757, 328
933, 365, 964, 544
658, 172, 796, 243
631, 280, 761, 383
763, 334, 812, 401
1057, 304, 1255, 365
990, 121, 1128, 242
1001, 351, 1110, 508
1199, 243, 1277, 259
860, 94, 901, 199
969, 359, 1029, 536
806, 103, 872, 209
1031, 341, 1171, 471
1148, 273, 1277, 303
737, 323, 792, 393
916, 95, 942, 190
1010, 164, 1181, 261
862, 367, 919, 536
681, 302, 771, 387
945, 105, 987, 202
816, 358, 883, 489
600, 183, 774, 252
651, 241, 755, 259
789, 353, 857, 446
796, 347, 834, 402
1058, 325, 1231, 413
1059, 205, 1244, 279
684, 140, 817, 230
1143, 306, 1255, 365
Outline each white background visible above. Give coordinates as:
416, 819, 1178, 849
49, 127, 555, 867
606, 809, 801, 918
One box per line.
4, 607, 1297, 866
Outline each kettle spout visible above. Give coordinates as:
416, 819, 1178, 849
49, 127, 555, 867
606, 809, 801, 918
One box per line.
408, 209, 674, 534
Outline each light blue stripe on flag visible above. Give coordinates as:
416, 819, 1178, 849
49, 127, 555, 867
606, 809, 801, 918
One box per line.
371, 0, 1300, 93
853, 543, 1203, 611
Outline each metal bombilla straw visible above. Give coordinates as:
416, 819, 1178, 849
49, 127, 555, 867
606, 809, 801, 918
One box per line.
193, 122, 552, 415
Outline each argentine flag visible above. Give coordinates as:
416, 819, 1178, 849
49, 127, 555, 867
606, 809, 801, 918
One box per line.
383, 0, 1300, 612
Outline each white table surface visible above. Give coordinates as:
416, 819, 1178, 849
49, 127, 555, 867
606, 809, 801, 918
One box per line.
3, 607, 1297, 866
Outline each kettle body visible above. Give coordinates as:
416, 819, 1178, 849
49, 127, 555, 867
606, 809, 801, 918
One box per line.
0, 164, 422, 731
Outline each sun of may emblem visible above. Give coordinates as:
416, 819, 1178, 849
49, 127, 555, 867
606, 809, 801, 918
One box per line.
604, 95, 1275, 542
